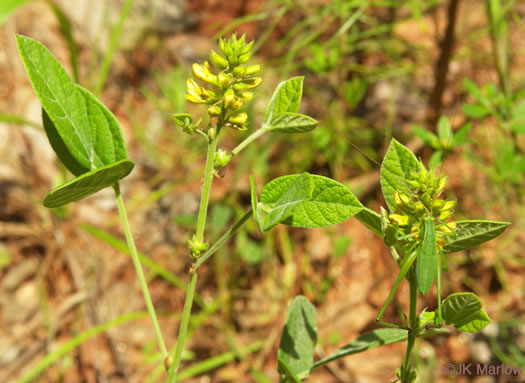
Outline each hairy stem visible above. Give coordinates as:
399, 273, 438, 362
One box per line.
168, 126, 220, 381
114, 184, 168, 358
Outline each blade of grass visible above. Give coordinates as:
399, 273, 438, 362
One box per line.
177, 341, 263, 380
17, 311, 148, 383
81, 223, 206, 308
94, 0, 135, 96
0, 113, 41, 129
46, 0, 79, 83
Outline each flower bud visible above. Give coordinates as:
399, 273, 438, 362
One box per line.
224, 88, 235, 108
389, 214, 410, 226
438, 221, 456, 233
210, 50, 228, 70
238, 53, 251, 64
192, 63, 218, 86
439, 210, 453, 221
414, 201, 425, 214
188, 234, 208, 257
208, 105, 221, 117
238, 92, 254, 101
241, 40, 254, 54
233, 66, 246, 76
436, 176, 447, 195
230, 97, 243, 110
244, 64, 261, 75
214, 149, 232, 170
218, 72, 232, 87
233, 77, 262, 91
228, 112, 248, 126
431, 199, 445, 211
441, 200, 456, 212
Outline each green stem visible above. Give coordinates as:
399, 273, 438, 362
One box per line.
401, 270, 418, 383
167, 270, 198, 382
196, 133, 219, 241
168, 126, 220, 381
194, 210, 252, 270
231, 126, 267, 157
114, 185, 168, 358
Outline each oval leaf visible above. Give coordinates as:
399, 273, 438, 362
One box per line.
455, 310, 491, 333
268, 112, 318, 134
416, 218, 438, 295
42, 108, 89, 176
355, 207, 383, 237
16, 35, 128, 171
260, 174, 362, 228
380, 139, 422, 213
443, 220, 510, 254
278, 296, 317, 379
442, 292, 490, 333
277, 359, 302, 383
264, 77, 304, 124
262, 173, 313, 231
43, 160, 134, 208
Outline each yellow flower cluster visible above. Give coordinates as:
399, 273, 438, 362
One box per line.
185, 34, 262, 131
388, 164, 457, 249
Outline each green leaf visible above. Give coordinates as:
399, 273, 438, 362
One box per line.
268, 113, 318, 134
355, 207, 383, 237
16, 35, 128, 171
263, 173, 313, 231
277, 359, 302, 383
264, 77, 303, 124
463, 78, 486, 105
260, 174, 363, 229
310, 328, 408, 371
456, 310, 491, 333
437, 116, 452, 143
416, 218, 438, 295
250, 176, 264, 234
442, 293, 491, 333
442, 220, 510, 254
278, 296, 317, 379
412, 125, 439, 149
43, 159, 134, 208
428, 150, 443, 168
0, 0, 32, 26
451, 122, 472, 147
380, 139, 422, 213
462, 103, 489, 119
42, 109, 89, 177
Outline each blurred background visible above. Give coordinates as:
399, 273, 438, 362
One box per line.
0, 0, 524, 382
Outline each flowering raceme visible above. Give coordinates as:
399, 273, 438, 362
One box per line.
184, 33, 262, 132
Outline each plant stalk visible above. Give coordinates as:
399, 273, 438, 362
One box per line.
114, 184, 168, 358
168, 127, 220, 382
167, 270, 198, 382
401, 269, 418, 383
231, 126, 267, 157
